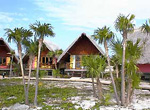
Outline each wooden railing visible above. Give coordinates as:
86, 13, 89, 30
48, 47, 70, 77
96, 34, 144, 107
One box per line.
65, 62, 85, 69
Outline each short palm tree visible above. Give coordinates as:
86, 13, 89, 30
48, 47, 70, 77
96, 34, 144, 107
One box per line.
141, 19, 150, 34
47, 49, 63, 69
111, 38, 143, 105
30, 21, 55, 106
5, 27, 33, 104
92, 26, 120, 104
82, 55, 107, 100
115, 14, 135, 106
9, 50, 15, 77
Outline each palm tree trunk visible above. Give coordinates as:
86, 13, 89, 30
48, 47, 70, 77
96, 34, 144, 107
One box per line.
92, 75, 97, 97
115, 64, 119, 78
121, 34, 127, 106
9, 56, 13, 77
126, 78, 132, 105
104, 42, 120, 105
26, 54, 34, 105
54, 58, 57, 69
34, 39, 43, 106
96, 77, 103, 100
18, 44, 28, 104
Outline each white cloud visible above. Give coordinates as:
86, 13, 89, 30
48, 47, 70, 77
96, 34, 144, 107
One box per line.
0, 12, 13, 23
34, 0, 150, 29
37, 17, 45, 21
22, 18, 29, 21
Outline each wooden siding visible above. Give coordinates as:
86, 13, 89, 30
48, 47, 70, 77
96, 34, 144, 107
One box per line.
68, 36, 100, 55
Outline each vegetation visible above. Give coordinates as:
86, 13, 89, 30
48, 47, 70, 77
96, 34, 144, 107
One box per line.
0, 79, 78, 109
92, 26, 120, 104
1, 13, 148, 108
82, 55, 107, 100
114, 14, 135, 106
30, 21, 55, 106
5, 27, 33, 105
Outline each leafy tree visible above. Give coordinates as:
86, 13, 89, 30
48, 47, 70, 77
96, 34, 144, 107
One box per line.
5, 27, 33, 104
30, 21, 55, 106
115, 14, 135, 105
92, 26, 120, 104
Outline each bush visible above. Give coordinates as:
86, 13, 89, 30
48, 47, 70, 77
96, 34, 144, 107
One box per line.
52, 69, 60, 78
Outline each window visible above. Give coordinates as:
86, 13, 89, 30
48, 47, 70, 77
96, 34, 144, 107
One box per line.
46, 57, 49, 64
41, 57, 51, 64
0, 58, 2, 64
0, 57, 6, 65
42, 57, 45, 64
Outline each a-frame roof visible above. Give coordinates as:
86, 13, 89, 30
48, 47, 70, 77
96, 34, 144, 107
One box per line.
57, 33, 104, 62
128, 28, 150, 64
0, 37, 18, 62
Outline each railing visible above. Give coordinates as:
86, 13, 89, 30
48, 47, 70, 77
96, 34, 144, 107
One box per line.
65, 62, 85, 69
24, 63, 55, 69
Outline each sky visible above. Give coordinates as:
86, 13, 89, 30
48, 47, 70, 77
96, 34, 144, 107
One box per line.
0, 0, 150, 54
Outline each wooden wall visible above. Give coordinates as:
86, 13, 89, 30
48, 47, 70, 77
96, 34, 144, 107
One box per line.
68, 36, 100, 55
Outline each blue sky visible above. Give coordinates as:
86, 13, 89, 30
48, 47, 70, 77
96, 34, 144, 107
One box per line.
0, 0, 149, 54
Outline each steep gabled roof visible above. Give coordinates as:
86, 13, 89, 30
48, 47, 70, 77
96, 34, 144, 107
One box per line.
127, 28, 150, 64
23, 40, 60, 62
43, 40, 60, 51
57, 33, 104, 62
0, 37, 19, 62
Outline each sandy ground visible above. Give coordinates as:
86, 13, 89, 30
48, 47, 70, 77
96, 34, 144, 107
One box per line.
1, 77, 150, 110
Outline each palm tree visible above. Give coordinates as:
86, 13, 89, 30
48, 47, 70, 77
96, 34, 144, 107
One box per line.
115, 14, 135, 106
9, 50, 15, 77
92, 26, 120, 104
141, 19, 150, 34
111, 38, 143, 105
82, 55, 107, 100
30, 21, 55, 106
82, 55, 97, 97
125, 40, 143, 105
24, 40, 38, 104
47, 49, 63, 69
5, 27, 33, 104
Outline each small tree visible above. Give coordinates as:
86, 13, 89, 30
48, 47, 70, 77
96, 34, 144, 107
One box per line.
47, 49, 63, 70
111, 38, 144, 105
9, 50, 15, 77
82, 55, 107, 100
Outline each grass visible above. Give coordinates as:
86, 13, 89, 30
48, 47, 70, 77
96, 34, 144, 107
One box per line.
0, 79, 79, 109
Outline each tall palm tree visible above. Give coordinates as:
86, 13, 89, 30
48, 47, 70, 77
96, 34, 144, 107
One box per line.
82, 55, 107, 100
141, 19, 150, 34
30, 21, 55, 106
115, 14, 135, 106
92, 26, 120, 104
24, 40, 38, 104
5, 27, 33, 104
9, 50, 15, 77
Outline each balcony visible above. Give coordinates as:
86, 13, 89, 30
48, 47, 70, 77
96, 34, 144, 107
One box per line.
65, 62, 85, 69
